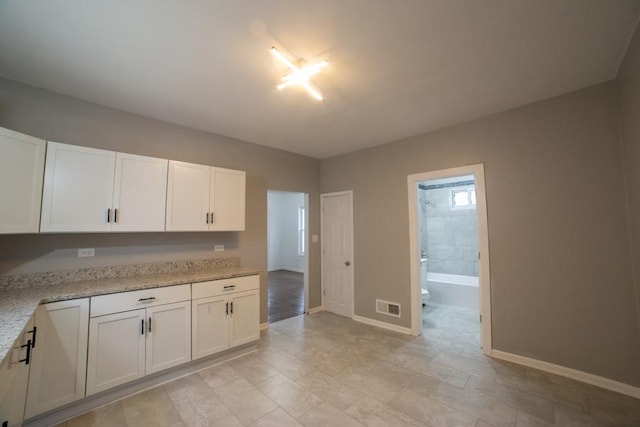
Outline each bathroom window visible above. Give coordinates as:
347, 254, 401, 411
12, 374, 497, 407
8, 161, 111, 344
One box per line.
452, 189, 476, 209
298, 206, 305, 256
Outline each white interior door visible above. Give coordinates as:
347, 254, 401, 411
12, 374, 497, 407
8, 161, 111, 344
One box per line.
321, 191, 354, 318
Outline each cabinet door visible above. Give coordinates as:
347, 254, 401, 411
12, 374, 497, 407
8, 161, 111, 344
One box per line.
166, 161, 210, 231
0, 318, 33, 427
192, 295, 229, 360
112, 153, 168, 232
210, 167, 245, 231
86, 309, 145, 395
25, 299, 89, 418
229, 290, 260, 348
40, 142, 116, 232
0, 128, 46, 234
146, 301, 191, 374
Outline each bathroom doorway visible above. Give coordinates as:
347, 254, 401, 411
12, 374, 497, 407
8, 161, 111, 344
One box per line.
407, 164, 491, 353
267, 190, 308, 323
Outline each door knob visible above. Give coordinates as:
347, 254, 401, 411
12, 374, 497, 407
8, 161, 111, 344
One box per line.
345, 261, 351, 266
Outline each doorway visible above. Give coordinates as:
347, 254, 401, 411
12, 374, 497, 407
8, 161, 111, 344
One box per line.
320, 191, 354, 318
267, 190, 308, 323
407, 164, 491, 353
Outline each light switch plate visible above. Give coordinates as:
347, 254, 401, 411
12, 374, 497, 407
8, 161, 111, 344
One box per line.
214, 245, 225, 252
312, 235, 319, 243
78, 248, 95, 257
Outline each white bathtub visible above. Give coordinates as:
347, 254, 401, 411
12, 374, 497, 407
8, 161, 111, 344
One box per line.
425, 272, 479, 310
426, 272, 478, 287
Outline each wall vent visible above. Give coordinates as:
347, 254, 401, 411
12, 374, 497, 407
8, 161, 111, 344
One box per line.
376, 299, 401, 318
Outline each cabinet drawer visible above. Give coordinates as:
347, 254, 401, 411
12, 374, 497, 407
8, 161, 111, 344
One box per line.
192, 275, 259, 300
91, 284, 191, 317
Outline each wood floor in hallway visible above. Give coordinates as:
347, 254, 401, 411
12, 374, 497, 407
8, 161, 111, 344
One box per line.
268, 270, 304, 323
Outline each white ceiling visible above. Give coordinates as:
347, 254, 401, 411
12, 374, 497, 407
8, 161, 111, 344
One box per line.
0, 1, 638, 159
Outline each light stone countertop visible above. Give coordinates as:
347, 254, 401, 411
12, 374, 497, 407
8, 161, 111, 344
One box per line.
0, 264, 261, 369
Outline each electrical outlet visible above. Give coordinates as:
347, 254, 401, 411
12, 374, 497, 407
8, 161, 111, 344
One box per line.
214, 245, 225, 252
78, 248, 95, 258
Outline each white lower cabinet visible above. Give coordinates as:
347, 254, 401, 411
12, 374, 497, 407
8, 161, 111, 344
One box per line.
86, 285, 191, 395
192, 275, 259, 360
24, 299, 90, 419
0, 318, 34, 427
1, 276, 258, 422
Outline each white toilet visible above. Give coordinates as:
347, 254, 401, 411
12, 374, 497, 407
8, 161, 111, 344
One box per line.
421, 288, 430, 306
420, 258, 430, 306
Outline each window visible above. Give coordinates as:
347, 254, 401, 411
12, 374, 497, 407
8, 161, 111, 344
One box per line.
452, 189, 476, 209
298, 206, 305, 256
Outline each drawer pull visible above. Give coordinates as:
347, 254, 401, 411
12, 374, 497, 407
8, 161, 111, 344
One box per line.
138, 297, 156, 303
223, 285, 236, 291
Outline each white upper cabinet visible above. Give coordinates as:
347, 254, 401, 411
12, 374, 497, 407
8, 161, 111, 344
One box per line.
41, 142, 115, 232
113, 153, 168, 232
166, 161, 211, 231
41, 142, 168, 233
167, 161, 246, 232
210, 167, 246, 231
0, 127, 46, 234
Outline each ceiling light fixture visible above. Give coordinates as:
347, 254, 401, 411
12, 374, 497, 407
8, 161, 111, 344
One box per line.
271, 46, 328, 101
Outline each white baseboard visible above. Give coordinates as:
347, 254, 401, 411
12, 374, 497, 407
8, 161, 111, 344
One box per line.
353, 315, 412, 335
307, 306, 324, 314
260, 322, 269, 331
491, 350, 640, 399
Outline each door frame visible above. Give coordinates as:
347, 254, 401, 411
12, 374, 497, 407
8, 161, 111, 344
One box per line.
266, 190, 309, 320
407, 164, 492, 353
320, 190, 355, 318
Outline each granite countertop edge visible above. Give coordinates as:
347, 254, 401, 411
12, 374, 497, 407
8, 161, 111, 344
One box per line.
0, 266, 262, 369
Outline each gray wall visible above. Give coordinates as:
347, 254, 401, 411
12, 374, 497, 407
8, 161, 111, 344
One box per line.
617, 18, 640, 342
419, 184, 478, 276
0, 78, 322, 324
321, 82, 640, 387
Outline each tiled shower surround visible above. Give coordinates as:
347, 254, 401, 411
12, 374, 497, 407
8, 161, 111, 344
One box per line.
418, 180, 478, 277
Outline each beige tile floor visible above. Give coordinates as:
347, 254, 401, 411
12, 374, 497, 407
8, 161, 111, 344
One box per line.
58, 305, 640, 426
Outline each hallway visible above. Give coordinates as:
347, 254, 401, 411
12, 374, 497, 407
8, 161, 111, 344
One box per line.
268, 270, 304, 323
